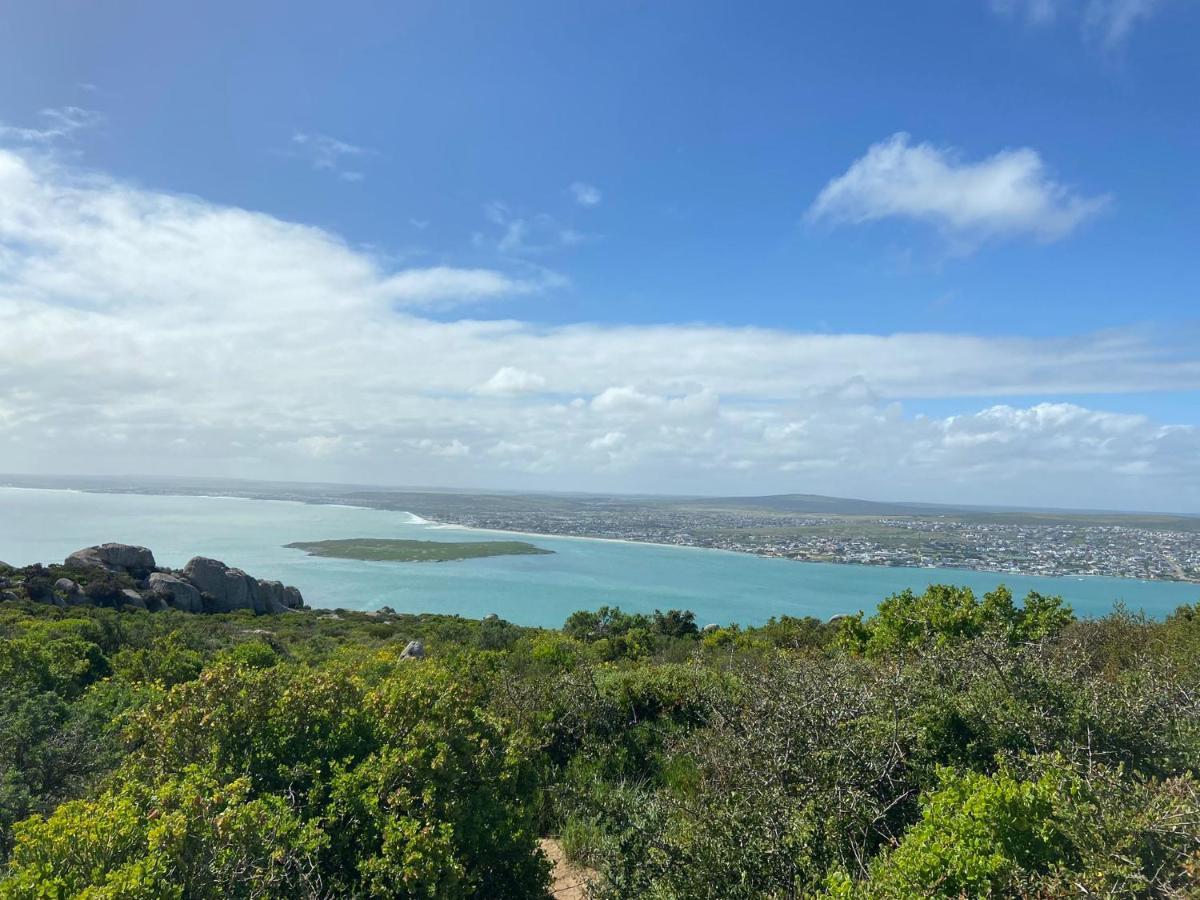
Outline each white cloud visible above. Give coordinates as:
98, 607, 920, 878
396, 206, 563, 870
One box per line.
290, 132, 371, 180
569, 181, 602, 207
382, 267, 543, 306
0, 147, 1196, 509
477, 367, 548, 396
809, 133, 1109, 246
991, 0, 1165, 46
0, 106, 104, 143
295, 435, 344, 458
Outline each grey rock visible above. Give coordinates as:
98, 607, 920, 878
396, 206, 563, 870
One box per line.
120, 589, 147, 610
399, 639, 425, 660
702, 623, 720, 633
253, 579, 304, 614
0, 576, 11, 589
483, 613, 499, 622
378, 605, 397, 615
182, 557, 303, 614
826, 614, 850, 624
183, 557, 254, 612
54, 577, 80, 596
0, 590, 18, 602
143, 592, 168, 613
148, 572, 203, 613
66, 543, 156, 574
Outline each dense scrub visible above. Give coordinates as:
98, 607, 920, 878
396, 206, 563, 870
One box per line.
1, 576, 1199, 897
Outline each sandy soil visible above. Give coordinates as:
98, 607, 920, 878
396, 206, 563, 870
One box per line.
540, 837, 597, 900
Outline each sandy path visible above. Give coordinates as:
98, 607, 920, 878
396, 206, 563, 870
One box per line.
539, 838, 597, 900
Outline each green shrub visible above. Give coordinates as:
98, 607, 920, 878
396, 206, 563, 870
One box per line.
837, 584, 1073, 657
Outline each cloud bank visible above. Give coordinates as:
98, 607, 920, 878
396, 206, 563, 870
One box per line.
0, 148, 1196, 509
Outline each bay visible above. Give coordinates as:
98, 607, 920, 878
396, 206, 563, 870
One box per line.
1, 486, 1196, 627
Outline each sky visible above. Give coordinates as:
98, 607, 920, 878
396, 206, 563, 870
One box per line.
0, 0, 1198, 511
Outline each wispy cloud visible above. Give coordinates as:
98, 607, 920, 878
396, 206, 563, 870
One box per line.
808, 132, 1109, 248
1084, 0, 1163, 47
569, 181, 602, 207
290, 131, 372, 181
0, 106, 104, 143
991, 0, 1166, 47
480, 201, 589, 255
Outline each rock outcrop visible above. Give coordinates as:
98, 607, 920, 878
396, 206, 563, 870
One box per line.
183, 557, 255, 612
120, 589, 147, 610
254, 578, 305, 614
2, 545, 311, 615
66, 543, 156, 575
181, 557, 304, 614
147, 572, 203, 613
400, 639, 425, 660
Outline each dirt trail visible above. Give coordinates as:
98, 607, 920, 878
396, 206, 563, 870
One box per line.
540, 838, 597, 900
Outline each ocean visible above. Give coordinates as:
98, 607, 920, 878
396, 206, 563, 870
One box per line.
1, 486, 1196, 627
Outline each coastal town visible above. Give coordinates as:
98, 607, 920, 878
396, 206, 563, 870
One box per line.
396, 504, 1200, 584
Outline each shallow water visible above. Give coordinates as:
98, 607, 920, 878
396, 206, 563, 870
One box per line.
1, 487, 1196, 627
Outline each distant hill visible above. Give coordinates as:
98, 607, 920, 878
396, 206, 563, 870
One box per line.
666, 492, 1200, 532
669, 493, 951, 517
4, 473, 1199, 531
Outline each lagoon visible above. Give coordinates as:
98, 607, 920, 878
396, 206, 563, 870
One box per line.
1, 486, 1196, 627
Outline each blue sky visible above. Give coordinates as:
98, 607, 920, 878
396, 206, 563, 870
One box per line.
0, 1, 1197, 509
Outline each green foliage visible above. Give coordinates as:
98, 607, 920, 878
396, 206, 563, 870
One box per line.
838, 763, 1077, 896
562, 605, 650, 642
826, 757, 1200, 897
837, 584, 1074, 657
2, 588, 1198, 897
324, 664, 549, 896
743, 613, 836, 652
2, 769, 325, 899
213, 639, 279, 669
110, 633, 204, 686
652, 608, 699, 638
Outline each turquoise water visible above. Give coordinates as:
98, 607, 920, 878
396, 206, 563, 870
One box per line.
1, 487, 1197, 627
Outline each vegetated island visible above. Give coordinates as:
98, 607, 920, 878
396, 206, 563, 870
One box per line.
284, 537, 554, 563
